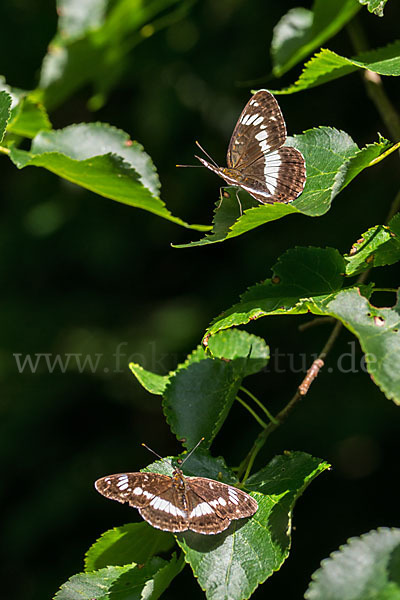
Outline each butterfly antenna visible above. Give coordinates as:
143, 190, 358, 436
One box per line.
141, 443, 165, 463
176, 164, 204, 168
195, 141, 219, 167
180, 437, 205, 466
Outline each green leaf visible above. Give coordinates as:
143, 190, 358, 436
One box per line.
8, 123, 208, 231
206, 328, 270, 376
143, 451, 240, 485
129, 345, 209, 397
325, 288, 400, 404
85, 523, 174, 571
7, 97, 51, 138
305, 528, 400, 599
0, 78, 49, 139
162, 330, 269, 449
206, 250, 400, 403
129, 363, 169, 395
206, 247, 346, 336
129, 330, 269, 449
345, 215, 400, 276
271, 0, 360, 77
177, 452, 329, 600
359, 0, 389, 17
173, 128, 396, 248
39, 0, 192, 110
0, 90, 12, 143
54, 555, 184, 600
272, 42, 400, 95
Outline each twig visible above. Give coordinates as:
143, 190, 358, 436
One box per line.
239, 319, 343, 482
298, 316, 335, 332
298, 359, 325, 395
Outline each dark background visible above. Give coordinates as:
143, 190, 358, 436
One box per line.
1, 1, 400, 598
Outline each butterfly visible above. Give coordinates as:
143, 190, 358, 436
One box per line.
95, 461, 258, 535
195, 89, 306, 205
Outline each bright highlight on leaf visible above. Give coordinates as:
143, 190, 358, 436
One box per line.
85, 522, 174, 571
0, 91, 12, 143
54, 555, 184, 600
359, 0, 389, 17
305, 528, 400, 599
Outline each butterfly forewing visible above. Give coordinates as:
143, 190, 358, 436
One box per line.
95, 472, 172, 508
227, 90, 286, 170
95, 469, 258, 535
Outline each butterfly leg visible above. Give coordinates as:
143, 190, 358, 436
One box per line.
235, 189, 243, 216
217, 187, 227, 210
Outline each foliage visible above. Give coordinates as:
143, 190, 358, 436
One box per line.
305, 528, 400, 599
1, 0, 400, 599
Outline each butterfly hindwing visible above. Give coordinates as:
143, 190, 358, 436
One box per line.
138, 483, 189, 532
244, 146, 306, 204
187, 477, 258, 520
227, 90, 287, 170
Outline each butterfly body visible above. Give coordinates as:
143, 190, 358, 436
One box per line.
197, 90, 306, 205
95, 467, 258, 535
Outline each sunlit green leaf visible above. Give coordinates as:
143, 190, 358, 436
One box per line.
272, 42, 400, 95
7, 97, 51, 138
345, 214, 400, 276
205, 248, 400, 403
0, 90, 12, 143
128, 330, 269, 449
305, 528, 400, 599
129, 363, 169, 395
271, 0, 360, 77
163, 330, 269, 449
85, 523, 174, 571
8, 123, 208, 230
326, 288, 400, 404
54, 555, 184, 600
206, 247, 346, 335
359, 0, 389, 17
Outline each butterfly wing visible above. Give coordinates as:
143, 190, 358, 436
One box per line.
227, 90, 287, 170
186, 477, 258, 534
95, 471, 190, 532
95, 472, 172, 508
138, 484, 189, 533
241, 147, 306, 204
